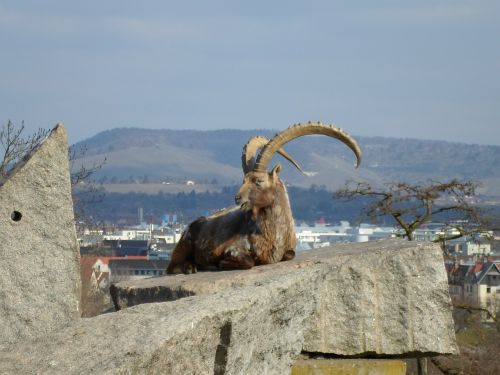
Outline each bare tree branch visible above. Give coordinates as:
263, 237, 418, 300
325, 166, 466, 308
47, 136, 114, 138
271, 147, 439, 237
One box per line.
454, 305, 497, 323
69, 143, 107, 228
0, 120, 49, 177
334, 179, 489, 243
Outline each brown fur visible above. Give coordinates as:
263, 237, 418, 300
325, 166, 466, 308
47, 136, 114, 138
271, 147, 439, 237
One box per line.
166, 165, 296, 274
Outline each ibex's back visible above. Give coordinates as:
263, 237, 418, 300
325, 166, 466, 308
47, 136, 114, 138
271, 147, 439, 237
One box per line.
166, 122, 361, 274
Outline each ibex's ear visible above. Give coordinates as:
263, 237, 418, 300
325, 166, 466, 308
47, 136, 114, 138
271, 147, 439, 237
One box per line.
270, 164, 282, 179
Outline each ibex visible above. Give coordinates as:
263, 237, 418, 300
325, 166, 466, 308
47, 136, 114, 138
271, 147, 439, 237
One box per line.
166, 122, 361, 274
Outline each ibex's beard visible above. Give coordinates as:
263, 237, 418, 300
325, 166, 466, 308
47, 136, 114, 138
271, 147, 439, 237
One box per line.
239, 201, 250, 211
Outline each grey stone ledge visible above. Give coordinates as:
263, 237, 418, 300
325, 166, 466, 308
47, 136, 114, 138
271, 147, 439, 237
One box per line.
0, 239, 458, 375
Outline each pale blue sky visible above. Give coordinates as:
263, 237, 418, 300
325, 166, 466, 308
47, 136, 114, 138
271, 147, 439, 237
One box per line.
1, 1, 499, 145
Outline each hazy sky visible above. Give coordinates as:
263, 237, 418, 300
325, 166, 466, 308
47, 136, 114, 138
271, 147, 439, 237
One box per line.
1, 1, 499, 145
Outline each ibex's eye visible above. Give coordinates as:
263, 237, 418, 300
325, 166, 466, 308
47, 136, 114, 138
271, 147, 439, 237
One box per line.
256, 179, 265, 186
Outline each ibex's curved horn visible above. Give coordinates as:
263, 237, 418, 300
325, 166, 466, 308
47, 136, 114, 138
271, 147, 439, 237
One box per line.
242, 136, 268, 174
242, 135, 310, 175
253, 121, 362, 173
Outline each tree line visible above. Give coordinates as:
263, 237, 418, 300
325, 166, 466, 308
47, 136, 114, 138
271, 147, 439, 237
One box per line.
78, 185, 372, 225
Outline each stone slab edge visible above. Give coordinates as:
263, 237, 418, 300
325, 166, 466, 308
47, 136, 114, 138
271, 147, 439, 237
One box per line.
0, 266, 318, 375
111, 239, 459, 357
0, 240, 458, 374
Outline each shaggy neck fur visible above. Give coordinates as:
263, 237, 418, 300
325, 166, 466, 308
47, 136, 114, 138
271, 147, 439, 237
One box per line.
255, 180, 296, 263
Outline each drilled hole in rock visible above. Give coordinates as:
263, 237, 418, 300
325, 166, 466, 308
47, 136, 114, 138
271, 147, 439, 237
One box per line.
11, 211, 22, 222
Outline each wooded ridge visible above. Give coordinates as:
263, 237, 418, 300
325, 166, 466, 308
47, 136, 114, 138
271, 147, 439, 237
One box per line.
72, 127, 500, 196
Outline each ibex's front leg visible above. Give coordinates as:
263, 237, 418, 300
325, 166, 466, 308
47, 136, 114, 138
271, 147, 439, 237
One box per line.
219, 251, 255, 270
166, 238, 197, 274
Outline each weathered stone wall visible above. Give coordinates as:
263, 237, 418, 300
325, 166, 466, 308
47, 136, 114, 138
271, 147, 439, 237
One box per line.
0, 124, 81, 349
1, 266, 317, 374
0, 240, 458, 374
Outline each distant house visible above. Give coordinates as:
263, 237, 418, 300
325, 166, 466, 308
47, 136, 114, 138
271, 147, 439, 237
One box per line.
108, 259, 168, 283
80, 256, 110, 291
80, 256, 114, 316
447, 261, 500, 320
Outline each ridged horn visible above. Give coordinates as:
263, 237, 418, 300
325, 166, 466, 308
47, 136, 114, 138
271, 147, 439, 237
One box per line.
253, 121, 362, 173
242, 135, 310, 175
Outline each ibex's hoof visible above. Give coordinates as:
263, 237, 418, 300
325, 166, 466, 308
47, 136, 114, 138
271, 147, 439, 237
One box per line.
182, 262, 197, 274
282, 250, 295, 261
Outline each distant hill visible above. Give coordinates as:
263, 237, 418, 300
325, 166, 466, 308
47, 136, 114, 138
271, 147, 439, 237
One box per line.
72, 127, 500, 197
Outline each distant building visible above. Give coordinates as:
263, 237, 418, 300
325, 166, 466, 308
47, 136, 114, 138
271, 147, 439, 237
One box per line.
81, 255, 148, 273
108, 259, 168, 283
295, 221, 396, 247
445, 235, 492, 256
103, 230, 151, 241
447, 261, 500, 320
103, 239, 149, 257
152, 234, 181, 245
80, 256, 114, 316
147, 250, 172, 261
80, 256, 110, 291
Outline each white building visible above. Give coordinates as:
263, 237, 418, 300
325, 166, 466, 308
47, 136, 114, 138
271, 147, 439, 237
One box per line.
103, 229, 151, 241
446, 235, 492, 256
295, 221, 396, 247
